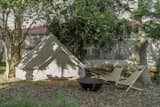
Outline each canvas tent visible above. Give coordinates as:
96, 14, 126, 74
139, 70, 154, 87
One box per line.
15, 34, 85, 81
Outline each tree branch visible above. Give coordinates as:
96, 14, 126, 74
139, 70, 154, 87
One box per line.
19, 13, 42, 46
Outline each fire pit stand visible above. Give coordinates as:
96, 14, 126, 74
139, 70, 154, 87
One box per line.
78, 77, 104, 91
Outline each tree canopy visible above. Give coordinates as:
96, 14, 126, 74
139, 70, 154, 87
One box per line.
0, 0, 55, 78
48, 0, 132, 58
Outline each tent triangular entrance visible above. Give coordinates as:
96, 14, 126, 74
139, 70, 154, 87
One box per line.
15, 34, 85, 80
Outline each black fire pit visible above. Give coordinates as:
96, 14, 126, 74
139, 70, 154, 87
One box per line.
78, 77, 104, 91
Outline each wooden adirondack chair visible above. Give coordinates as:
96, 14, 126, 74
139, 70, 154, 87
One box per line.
105, 65, 123, 83
116, 65, 147, 92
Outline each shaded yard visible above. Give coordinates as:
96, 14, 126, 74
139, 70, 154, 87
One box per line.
0, 62, 5, 79
0, 80, 159, 107
0, 62, 5, 75
0, 64, 159, 107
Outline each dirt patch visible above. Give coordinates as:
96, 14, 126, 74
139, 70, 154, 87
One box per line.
0, 80, 159, 107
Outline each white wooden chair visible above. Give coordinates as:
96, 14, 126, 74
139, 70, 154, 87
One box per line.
116, 65, 146, 92
105, 65, 123, 83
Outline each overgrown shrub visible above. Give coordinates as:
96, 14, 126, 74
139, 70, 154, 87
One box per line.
48, 0, 131, 59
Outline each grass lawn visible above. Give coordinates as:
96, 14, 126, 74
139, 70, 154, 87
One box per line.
0, 62, 5, 74
0, 63, 158, 107
0, 62, 5, 77
0, 80, 157, 107
0, 91, 78, 107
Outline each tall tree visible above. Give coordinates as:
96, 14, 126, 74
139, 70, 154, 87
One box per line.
49, 0, 160, 85
0, 0, 54, 78
118, 0, 160, 84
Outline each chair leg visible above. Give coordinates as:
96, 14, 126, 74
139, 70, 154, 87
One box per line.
126, 85, 132, 92
126, 86, 143, 92
116, 83, 143, 92
130, 86, 143, 91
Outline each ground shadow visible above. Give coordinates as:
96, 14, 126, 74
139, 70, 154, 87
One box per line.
0, 79, 156, 107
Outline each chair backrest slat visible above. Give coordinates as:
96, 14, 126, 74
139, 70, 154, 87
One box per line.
118, 65, 146, 85
106, 66, 123, 82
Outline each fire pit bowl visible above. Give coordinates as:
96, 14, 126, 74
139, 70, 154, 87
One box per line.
78, 77, 104, 91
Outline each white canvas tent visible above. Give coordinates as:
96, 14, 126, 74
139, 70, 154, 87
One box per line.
15, 34, 85, 81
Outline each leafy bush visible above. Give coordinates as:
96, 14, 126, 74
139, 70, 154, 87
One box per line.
48, 0, 131, 59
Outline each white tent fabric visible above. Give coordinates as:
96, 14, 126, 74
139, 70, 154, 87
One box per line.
15, 34, 85, 81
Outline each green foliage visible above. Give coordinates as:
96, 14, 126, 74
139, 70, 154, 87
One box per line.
0, 98, 38, 107
115, 19, 132, 36
153, 2, 160, 18
134, 40, 141, 49
0, 91, 78, 107
131, 0, 160, 40
0, 62, 5, 74
145, 22, 160, 39
156, 50, 160, 72
48, 0, 132, 59
0, 0, 36, 9
52, 91, 78, 107
132, 0, 152, 20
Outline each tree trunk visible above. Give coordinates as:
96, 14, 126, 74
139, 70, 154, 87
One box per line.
138, 40, 152, 85
2, 40, 11, 79
0, 8, 12, 79
4, 58, 10, 79
12, 10, 23, 66
12, 36, 21, 65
